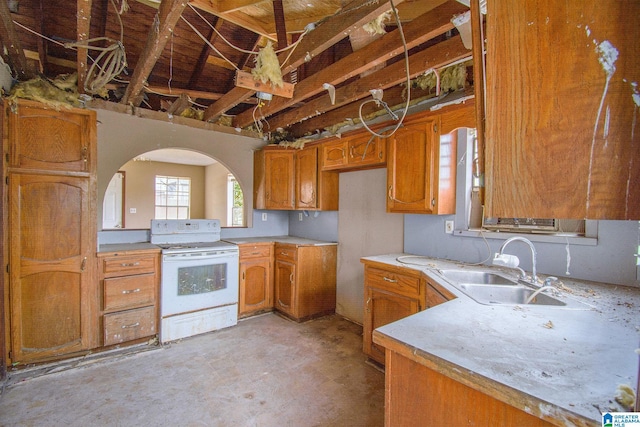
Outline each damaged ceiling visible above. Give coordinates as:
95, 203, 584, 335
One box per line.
0, 0, 476, 140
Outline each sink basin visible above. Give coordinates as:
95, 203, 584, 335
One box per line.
439, 269, 518, 286
438, 268, 592, 309
457, 284, 566, 306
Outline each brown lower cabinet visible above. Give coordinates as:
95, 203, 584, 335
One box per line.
274, 243, 337, 322
383, 349, 555, 426
98, 249, 160, 346
362, 260, 455, 365
238, 242, 274, 318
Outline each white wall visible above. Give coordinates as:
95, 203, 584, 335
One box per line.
337, 169, 404, 324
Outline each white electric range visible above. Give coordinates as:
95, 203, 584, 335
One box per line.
150, 219, 239, 343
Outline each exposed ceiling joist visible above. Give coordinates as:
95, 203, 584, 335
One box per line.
122, 0, 188, 107
202, 0, 406, 122
77, 0, 92, 94
233, 0, 469, 128
0, 0, 35, 80
267, 35, 469, 130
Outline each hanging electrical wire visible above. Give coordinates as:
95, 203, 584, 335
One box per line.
13, 0, 129, 96
66, 0, 129, 95
358, 0, 411, 139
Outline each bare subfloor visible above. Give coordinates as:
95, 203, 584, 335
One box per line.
0, 314, 384, 427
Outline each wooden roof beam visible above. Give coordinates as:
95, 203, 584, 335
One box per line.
77, 0, 93, 94
266, 35, 469, 130
121, 0, 188, 107
233, 0, 469, 128
187, 19, 221, 88
202, 0, 405, 122
0, 0, 35, 80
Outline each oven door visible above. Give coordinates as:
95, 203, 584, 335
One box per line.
161, 250, 239, 317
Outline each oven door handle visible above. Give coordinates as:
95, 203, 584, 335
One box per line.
163, 252, 238, 262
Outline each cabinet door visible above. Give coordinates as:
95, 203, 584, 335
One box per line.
239, 258, 272, 316
7, 101, 95, 173
9, 174, 97, 363
321, 139, 347, 170
364, 286, 420, 365
265, 150, 295, 209
274, 259, 296, 317
296, 146, 318, 210
387, 119, 438, 213
348, 133, 385, 168
485, 1, 640, 219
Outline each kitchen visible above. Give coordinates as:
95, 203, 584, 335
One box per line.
1, 0, 639, 426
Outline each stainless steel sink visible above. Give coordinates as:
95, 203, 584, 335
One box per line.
439, 269, 518, 286
438, 268, 592, 309
457, 284, 566, 306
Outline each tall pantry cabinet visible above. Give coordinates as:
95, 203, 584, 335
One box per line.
3, 100, 98, 365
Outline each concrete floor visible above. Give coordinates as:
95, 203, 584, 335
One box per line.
0, 313, 385, 427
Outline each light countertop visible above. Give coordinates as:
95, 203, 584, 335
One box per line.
365, 254, 640, 427
223, 236, 337, 246
98, 242, 162, 253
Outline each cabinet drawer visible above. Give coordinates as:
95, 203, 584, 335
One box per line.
103, 273, 156, 312
366, 267, 421, 297
239, 244, 272, 259
275, 245, 297, 262
102, 255, 156, 277
103, 306, 156, 346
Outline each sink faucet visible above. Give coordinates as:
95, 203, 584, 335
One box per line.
493, 236, 538, 284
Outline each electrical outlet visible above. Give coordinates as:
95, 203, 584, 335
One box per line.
129, 208, 136, 214
299, 213, 303, 221
445, 220, 454, 234
261, 212, 267, 221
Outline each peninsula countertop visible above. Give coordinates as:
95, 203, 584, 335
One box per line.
364, 254, 640, 427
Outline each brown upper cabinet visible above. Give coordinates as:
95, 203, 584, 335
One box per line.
484, 0, 640, 219
254, 145, 338, 211
386, 103, 474, 214
7, 101, 95, 173
321, 132, 386, 172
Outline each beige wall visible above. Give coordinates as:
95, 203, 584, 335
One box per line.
95, 108, 265, 230
205, 163, 231, 225
120, 160, 206, 229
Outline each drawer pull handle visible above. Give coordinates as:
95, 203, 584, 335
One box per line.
122, 288, 141, 294
251, 252, 260, 255
366, 297, 371, 313
289, 273, 294, 283
121, 322, 140, 329
383, 276, 397, 283
121, 262, 140, 267
80, 257, 87, 272
280, 252, 290, 256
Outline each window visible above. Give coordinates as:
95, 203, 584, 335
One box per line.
227, 175, 243, 227
155, 175, 190, 219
